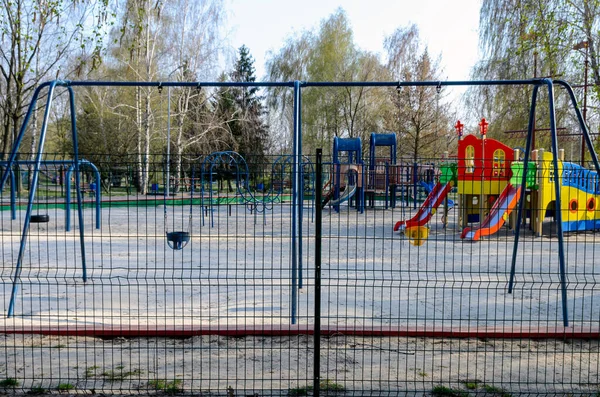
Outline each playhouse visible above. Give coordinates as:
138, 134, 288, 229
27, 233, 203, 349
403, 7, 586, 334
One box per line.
457, 133, 515, 227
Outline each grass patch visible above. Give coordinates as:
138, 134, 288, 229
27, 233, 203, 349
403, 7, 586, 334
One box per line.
320, 379, 345, 392
27, 386, 47, 395
460, 379, 481, 390
0, 378, 19, 387
149, 379, 182, 394
85, 366, 99, 378
432, 385, 469, 397
289, 379, 345, 395
102, 368, 142, 382
482, 384, 511, 396
57, 383, 75, 391
288, 385, 311, 396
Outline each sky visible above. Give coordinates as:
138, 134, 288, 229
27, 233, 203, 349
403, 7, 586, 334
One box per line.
226, 0, 482, 82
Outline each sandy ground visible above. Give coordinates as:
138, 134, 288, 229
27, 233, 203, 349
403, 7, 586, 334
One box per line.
1, 333, 599, 395
0, 195, 599, 394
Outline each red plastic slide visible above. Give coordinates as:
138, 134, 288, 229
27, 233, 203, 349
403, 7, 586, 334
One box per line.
394, 182, 453, 231
460, 184, 522, 241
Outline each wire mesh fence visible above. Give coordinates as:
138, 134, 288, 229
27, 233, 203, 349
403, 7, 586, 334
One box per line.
0, 148, 599, 396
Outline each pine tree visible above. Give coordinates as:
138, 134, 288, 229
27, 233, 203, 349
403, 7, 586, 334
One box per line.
229, 45, 269, 170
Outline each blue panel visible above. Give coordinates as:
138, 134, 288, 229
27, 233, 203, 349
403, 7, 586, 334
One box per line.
562, 219, 600, 232
562, 162, 599, 194
370, 132, 396, 147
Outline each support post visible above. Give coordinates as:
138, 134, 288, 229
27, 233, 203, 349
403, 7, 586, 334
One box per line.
290, 80, 301, 324
8, 81, 58, 317
313, 148, 323, 397
0, 83, 48, 191
68, 86, 88, 282
298, 89, 304, 289
544, 79, 569, 327
509, 84, 539, 295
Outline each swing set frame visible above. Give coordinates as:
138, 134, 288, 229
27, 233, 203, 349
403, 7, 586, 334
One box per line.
0, 78, 596, 328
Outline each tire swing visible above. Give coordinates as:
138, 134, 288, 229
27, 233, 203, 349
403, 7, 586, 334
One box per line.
161, 83, 192, 250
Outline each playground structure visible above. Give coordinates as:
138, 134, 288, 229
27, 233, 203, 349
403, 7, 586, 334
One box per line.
526, 148, 600, 235
393, 155, 457, 235
200, 151, 282, 226
322, 136, 365, 212
0, 78, 597, 331
366, 132, 398, 208
395, 115, 600, 246
1, 78, 600, 396
457, 132, 517, 240
322, 132, 438, 213
199, 151, 315, 227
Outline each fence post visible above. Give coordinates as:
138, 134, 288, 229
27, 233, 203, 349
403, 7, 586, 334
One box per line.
313, 148, 323, 397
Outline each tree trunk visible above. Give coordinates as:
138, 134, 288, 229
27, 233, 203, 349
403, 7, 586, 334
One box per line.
142, 89, 151, 195
136, 86, 144, 193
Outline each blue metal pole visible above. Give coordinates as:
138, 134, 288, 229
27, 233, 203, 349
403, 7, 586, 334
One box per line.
413, 163, 418, 210
0, 83, 49, 191
544, 79, 569, 327
8, 81, 58, 317
509, 84, 539, 293
65, 167, 72, 231
78, 159, 102, 230
290, 80, 301, 324
68, 86, 87, 282
9, 168, 16, 220
385, 164, 389, 209
298, 86, 304, 289
0, 165, 16, 219
556, 80, 600, 175
332, 137, 340, 213
7, 158, 100, 231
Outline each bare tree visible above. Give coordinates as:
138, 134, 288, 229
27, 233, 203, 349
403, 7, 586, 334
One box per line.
162, 0, 226, 190
112, 0, 166, 193
385, 24, 454, 162
0, 0, 109, 157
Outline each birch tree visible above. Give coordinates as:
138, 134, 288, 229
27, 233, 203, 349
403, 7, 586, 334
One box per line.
0, 0, 109, 157
385, 24, 454, 162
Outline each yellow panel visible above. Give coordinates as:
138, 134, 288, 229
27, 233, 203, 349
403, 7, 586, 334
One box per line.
458, 180, 508, 195
560, 186, 600, 223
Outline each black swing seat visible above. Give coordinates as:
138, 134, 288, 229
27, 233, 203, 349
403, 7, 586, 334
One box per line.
30, 214, 50, 223
166, 231, 190, 250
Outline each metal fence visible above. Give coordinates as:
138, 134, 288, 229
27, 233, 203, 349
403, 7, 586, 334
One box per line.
0, 148, 599, 396
1, 78, 599, 395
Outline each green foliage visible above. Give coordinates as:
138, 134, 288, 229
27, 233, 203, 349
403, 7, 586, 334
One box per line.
0, 378, 19, 387
431, 385, 468, 397
472, 0, 600, 149
148, 379, 183, 394
288, 379, 345, 395
101, 367, 142, 382
266, 8, 389, 154
0, 0, 112, 154
482, 384, 512, 396
288, 385, 311, 396
215, 45, 269, 163
319, 379, 345, 392
385, 24, 454, 161
57, 383, 75, 391
461, 380, 480, 390
85, 366, 99, 378
27, 386, 47, 395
